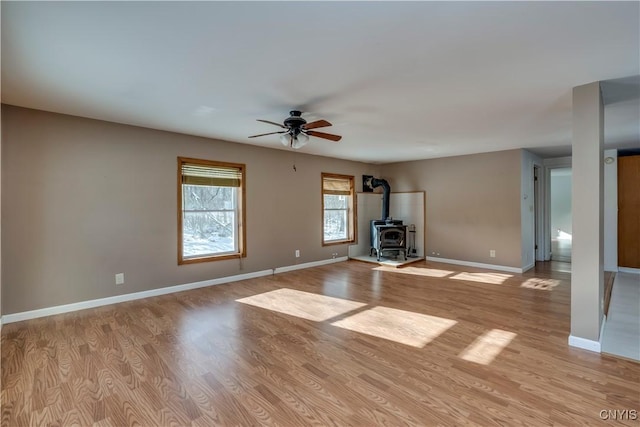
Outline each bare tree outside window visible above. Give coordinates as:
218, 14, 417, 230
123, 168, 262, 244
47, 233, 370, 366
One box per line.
182, 185, 236, 257
323, 194, 348, 241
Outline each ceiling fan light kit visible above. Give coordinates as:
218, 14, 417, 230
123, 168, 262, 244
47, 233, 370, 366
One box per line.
280, 132, 309, 149
249, 110, 342, 149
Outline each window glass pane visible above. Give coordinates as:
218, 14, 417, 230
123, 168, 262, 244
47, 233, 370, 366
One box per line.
182, 189, 237, 258
183, 185, 234, 211
324, 209, 348, 241
324, 194, 348, 209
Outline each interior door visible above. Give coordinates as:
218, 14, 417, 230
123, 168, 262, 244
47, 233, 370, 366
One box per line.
618, 155, 640, 268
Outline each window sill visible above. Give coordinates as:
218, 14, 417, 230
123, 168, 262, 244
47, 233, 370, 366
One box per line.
179, 253, 244, 265
322, 239, 355, 247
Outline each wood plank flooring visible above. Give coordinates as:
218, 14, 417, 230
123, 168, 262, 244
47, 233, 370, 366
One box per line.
2, 260, 639, 426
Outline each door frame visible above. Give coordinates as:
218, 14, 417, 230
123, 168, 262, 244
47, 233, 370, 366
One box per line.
534, 165, 541, 261
541, 157, 572, 261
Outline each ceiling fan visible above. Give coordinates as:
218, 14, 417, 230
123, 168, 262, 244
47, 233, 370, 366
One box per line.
249, 110, 342, 149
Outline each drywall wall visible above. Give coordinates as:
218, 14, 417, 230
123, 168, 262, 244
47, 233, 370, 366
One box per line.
1, 7, 3, 391
550, 169, 572, 237
380, 149, 522, 268
1, 106, 380, 314
391, 192, 425, 258
0, 104, 2, 323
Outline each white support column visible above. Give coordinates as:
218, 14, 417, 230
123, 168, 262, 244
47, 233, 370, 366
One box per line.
569, 82, 605, 351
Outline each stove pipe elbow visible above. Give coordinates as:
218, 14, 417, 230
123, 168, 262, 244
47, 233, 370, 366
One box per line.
370, 178, 391, 220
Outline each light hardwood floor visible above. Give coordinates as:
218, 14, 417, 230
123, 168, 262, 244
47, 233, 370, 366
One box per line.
2, 260, 639, 426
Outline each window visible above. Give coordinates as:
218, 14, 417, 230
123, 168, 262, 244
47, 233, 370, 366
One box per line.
322, 173, 356, 245
178, 157, 246, 264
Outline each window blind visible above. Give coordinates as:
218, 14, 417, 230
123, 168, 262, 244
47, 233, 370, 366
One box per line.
182, 164, 242, 187
323, 176, 351, 195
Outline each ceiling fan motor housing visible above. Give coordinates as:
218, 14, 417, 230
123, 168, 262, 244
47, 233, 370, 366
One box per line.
284, 110, 307, 130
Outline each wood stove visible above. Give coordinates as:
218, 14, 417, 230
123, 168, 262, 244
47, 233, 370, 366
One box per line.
371, 220, 407, 261
364, 176, 408, 261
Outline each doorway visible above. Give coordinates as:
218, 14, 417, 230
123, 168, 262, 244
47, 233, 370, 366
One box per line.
618, 154, 640, 268
550, 168, 572, 262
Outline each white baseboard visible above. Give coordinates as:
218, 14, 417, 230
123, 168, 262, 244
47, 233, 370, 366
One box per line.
2, 257, 347, 324
618, 267, 640, 275
275, 256, 348, 274
425, 256, 524, 274
521, 262, 535, 273
568, 335, 602, 353
568, 314, 606, 353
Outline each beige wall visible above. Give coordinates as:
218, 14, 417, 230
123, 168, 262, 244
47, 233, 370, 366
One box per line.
381, 150, 523, 268
0, 101, 2, 383
1, 106, 379, 314
1, 7, 3, 389
0, 103, 2, 322
0, 115, 2, 321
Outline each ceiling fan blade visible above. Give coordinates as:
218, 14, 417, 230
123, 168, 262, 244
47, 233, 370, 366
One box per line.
248, 131, 287, 138
306, 130, 342, 142
303, 119, 332, 130
256, 119, 285, 128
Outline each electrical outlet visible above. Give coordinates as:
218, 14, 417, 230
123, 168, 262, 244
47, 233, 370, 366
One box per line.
115, 273, 124, 285
295, 249, 300, 258
490, 250, 496, 258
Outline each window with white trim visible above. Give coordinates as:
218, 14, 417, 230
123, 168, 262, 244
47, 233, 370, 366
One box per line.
178, 157, 246, 264
322, 173, 356, 245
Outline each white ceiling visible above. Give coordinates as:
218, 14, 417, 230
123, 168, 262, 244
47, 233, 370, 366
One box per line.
2, 1, 639, 163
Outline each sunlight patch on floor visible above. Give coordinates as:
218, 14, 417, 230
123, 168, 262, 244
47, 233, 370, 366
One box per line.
458, 329, 517, 365
331, 306, 457, 348
557, 230, 572, 241
236, 288, 366, 322
449, 272, 512, 285
520, 278, 561, 291
373, 266, 454, 277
